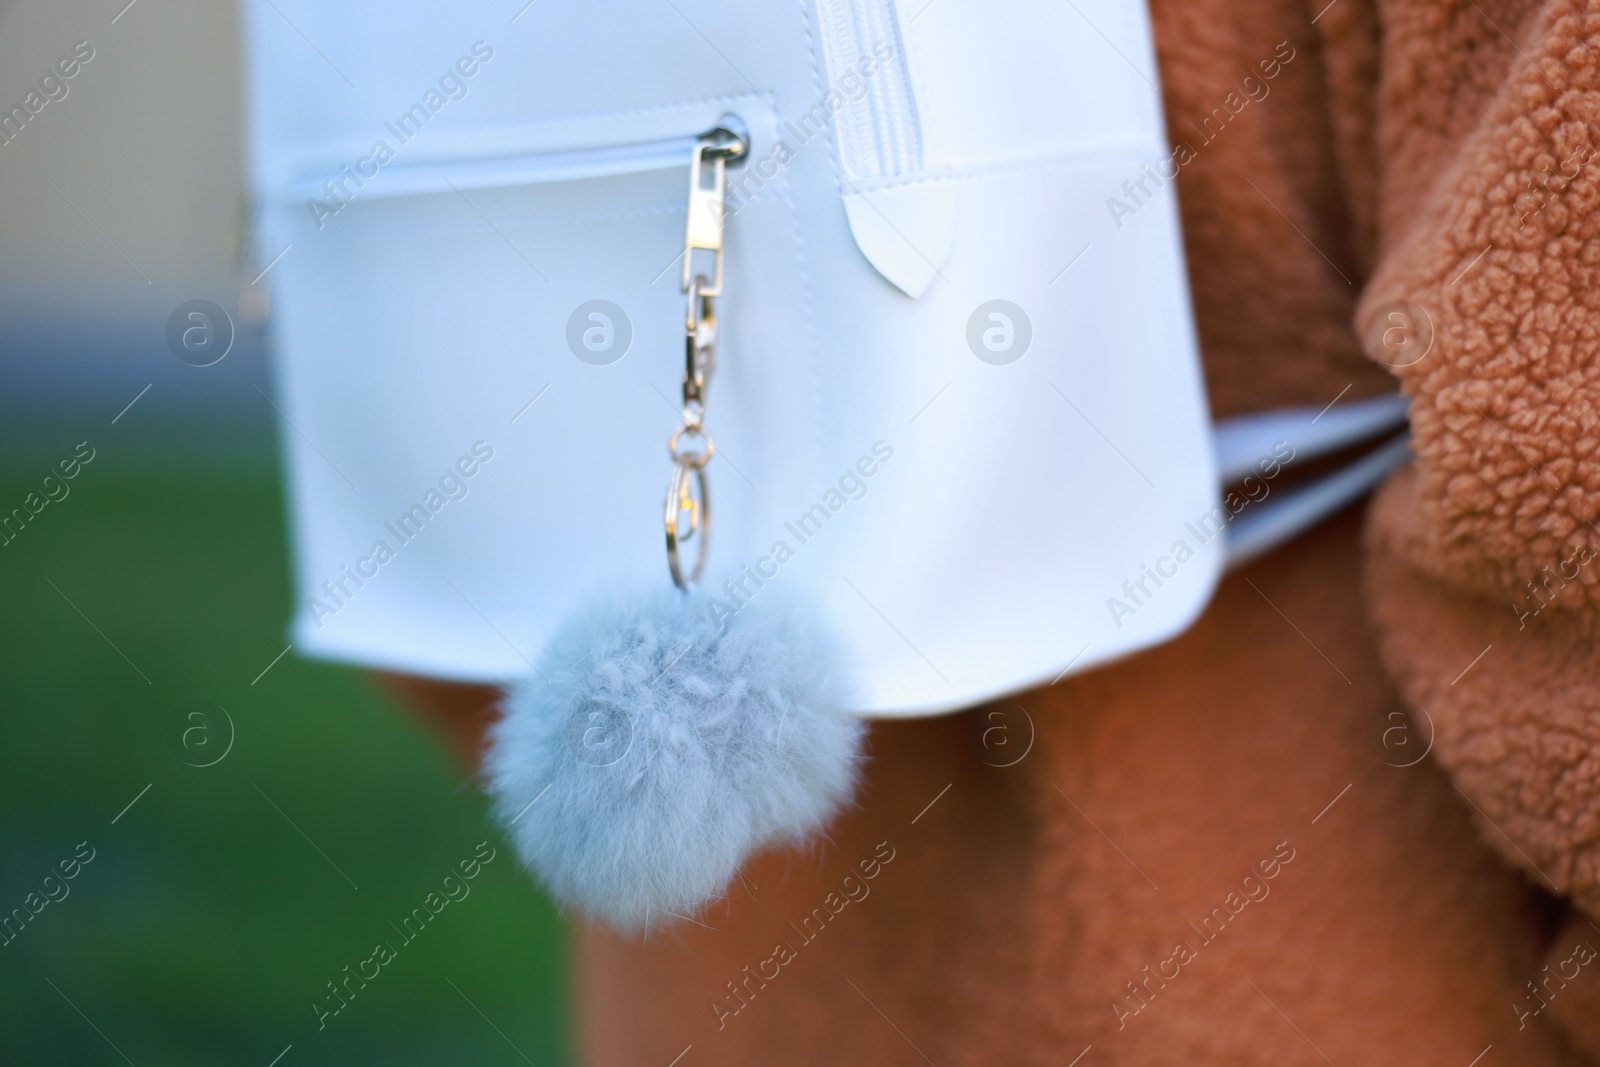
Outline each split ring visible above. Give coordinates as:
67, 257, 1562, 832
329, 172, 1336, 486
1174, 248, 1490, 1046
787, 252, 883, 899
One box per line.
667, 425, 715, 469
664, 458, 710, 589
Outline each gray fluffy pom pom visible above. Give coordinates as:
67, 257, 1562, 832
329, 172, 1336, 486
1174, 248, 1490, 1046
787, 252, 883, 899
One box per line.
485, 586, 863, 930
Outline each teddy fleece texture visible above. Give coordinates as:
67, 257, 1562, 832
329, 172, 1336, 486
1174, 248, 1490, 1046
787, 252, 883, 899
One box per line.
396, 0, 1600, 1060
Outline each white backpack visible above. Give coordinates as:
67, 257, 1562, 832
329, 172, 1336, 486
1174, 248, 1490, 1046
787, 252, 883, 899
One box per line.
243, 0, 1410, 926
243, 0, 1265, 717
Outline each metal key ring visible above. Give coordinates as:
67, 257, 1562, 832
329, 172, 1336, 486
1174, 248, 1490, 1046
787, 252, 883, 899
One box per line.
667, 425, 715, 469
664, 458, 710, 589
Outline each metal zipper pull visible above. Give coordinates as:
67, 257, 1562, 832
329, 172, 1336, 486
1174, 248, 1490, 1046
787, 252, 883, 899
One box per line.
681, 117, 749, 296
666, 117, 747, 591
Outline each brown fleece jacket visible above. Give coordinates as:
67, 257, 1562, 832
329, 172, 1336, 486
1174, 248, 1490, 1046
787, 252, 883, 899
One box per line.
1357, 0, 1600, 1053
394, 0, 1600, 1061
1363, 0, 1600, 915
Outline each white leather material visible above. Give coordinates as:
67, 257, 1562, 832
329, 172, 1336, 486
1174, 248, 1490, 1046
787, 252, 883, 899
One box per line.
814, 0, 956, 296
243, 0, 1221, 717
839, 184, 956, 298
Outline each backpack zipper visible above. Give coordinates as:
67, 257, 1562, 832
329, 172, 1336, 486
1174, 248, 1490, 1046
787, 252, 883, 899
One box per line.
286, 116, 751, 204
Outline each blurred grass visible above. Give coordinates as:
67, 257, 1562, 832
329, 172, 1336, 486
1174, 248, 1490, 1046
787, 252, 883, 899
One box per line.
0, 417, 568, 1066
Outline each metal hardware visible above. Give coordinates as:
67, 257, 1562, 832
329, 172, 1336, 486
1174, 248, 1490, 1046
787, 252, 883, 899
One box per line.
665, 459, 710, 588
681, 122, 746, 295
665, 118, 744, 590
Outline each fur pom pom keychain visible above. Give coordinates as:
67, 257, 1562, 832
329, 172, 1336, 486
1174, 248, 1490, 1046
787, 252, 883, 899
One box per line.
485, 119, 864, 929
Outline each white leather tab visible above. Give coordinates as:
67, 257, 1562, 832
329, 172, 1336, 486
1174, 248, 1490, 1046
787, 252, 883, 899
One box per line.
841, 182, 956, 298
813, 0, 955, 297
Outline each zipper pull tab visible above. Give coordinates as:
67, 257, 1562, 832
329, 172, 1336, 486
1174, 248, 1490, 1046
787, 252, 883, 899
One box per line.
681, 117, 748, 295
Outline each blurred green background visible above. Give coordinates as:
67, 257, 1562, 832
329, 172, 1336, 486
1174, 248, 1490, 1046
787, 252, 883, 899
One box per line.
0, 3, 571, 1059
0, 417, 570, 1065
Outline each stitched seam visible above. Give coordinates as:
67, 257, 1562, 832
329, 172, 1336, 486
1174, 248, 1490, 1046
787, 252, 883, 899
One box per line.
311, 201, 688, 239
797, 0, 830, 491
844, 148, 1157, 194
